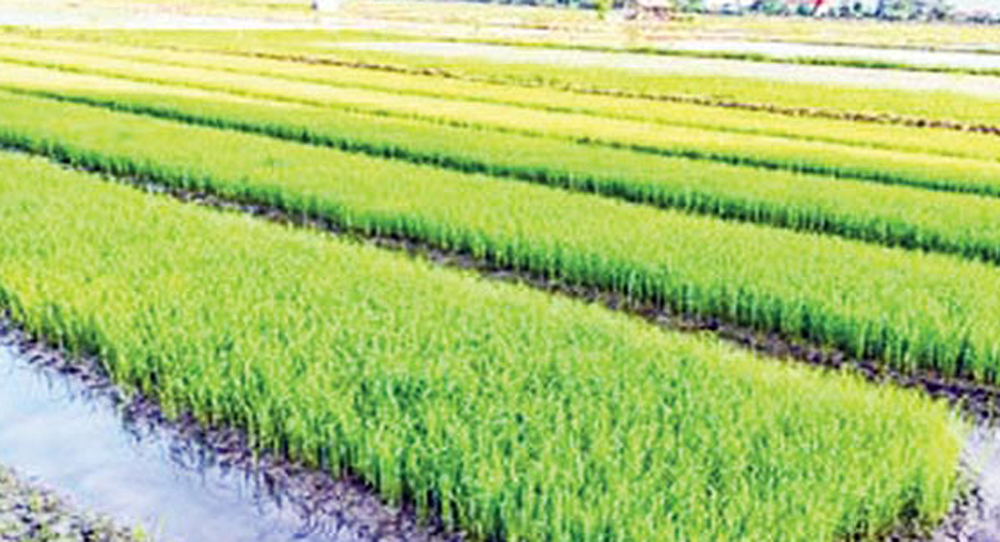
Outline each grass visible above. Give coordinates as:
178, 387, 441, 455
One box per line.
4, 91, 1000, 384
0, 150, 962, 542
4, 38, 1000, 199
18, 27, 1000, 128
7, 64, 1000, 266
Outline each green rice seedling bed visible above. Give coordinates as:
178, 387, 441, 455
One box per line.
16, 28, 1000, 130
6, 64, 1000, 266
4, 91, 1000, 384
3, 42, 1000, 199
0, 151, 961, 542
4, 34, 1000, 164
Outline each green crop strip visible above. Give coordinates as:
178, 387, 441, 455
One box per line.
5, 34, 1000, 164
4, 91, 1000, 385
8, 68, 1000, 268
3, 42, 1000, 200
0, 151, 961, 541
21, 27, 1000, 131
147, 44, 1000, 137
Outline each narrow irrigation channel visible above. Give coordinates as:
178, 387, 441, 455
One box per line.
0, 325, 462, 542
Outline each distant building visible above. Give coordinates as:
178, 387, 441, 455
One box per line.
950, 0, 1000, 21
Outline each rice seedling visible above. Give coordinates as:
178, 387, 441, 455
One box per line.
5, 67, 1000, 267
3, 91, 1000, 383
13, 27, 1000, 129
3, 40, 1000, 198
5, 33, 1000, 164
0, 151, 961, 542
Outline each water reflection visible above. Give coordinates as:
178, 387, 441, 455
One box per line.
935, 424, 1000, 541
0, 339, 454, 542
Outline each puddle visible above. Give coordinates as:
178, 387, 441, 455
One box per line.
933, 424, 1000, 541
0, 333, 458, 542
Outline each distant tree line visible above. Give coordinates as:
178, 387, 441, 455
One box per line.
727, 0, 959, 21
481, 0, 998, 23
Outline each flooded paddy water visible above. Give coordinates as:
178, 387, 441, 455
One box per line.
0, 327, 460, 542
